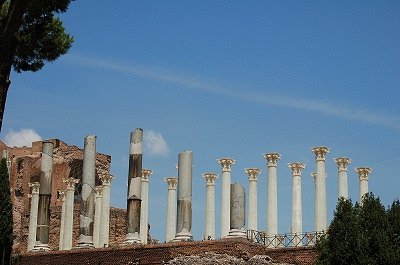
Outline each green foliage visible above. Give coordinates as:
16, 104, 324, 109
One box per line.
0, 158, 12, 263
0, 0, 74, 73
316, 194, 400, 265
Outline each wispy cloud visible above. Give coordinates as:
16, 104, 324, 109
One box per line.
143, 130, 169, 157
66, 55, 400, 131
3, 128, 42, 147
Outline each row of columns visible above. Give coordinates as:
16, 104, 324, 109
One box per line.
163, 147, 372, 242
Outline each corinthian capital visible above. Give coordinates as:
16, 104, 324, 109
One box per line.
245, 168, 261, 181
334, 157, 351, 172
164, 177, 178, 190
141, 169, 153, 182
288, 162, 306, 176
355, 167, 372, 181
218, 158, 235, 172
264, 153, 281, 167
64, 177, 80, 190
203, 172, 218, 186
311, 146, 330, 161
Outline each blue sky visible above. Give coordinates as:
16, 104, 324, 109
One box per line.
2, 1, 399, 242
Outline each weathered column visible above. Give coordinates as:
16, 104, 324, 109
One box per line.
203, 172, 217, 240
245, 168, 261, 232
264, 153, 280, 237
140, 169, 153, 244
174, 151, 193, 241
334, 157, 351, 199
125, 129, 143, 244
310, 172, 317, 231
93, 186, 103, 248
218, 158, 235, 238
77, 135, 96, 248
99, 174, 114, 247
164, 177, 178, 242
311, 146, 329, 232
355, 167, 372, 205
59, 191, 66, 250
33, 141, 54, 251
288, 162, 305, 246
227, 182, 246, 238
27, 182, 40, 252
62, 177, 79, 250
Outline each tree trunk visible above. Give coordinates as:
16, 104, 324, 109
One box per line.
0, 0, 28, 132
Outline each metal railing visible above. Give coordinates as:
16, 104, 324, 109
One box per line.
247, 230, 325, 248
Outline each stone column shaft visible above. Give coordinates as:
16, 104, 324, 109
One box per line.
93, 186, 103, 248
264, 153, 280, 236
356, 167, 372, 205
245, 168, 261, 232
34, 141, 54, 251
218, 158, 235, 238
59, 192, 66, 250
99, 174, 113, 247
335, 157, 351, 199
203, 173, 217, 240
310, 172, 317, 231
312, 146, 329, 232
174, 151, 193, 241
288, 162, 305, 245
27, 182, 40, 252
227, 182, 246, 238
78, 135, 97, 248
140, 169, 153, 244
165, 178, 177, 242
63, 178, 79, 250
125, 129, 143, 244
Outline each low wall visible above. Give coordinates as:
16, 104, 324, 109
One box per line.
14, 238, 317, 265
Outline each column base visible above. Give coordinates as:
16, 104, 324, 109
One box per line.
226, 229, 246, 238
173, 229, 193, 242
76, 234, 95, 249
32, 242, 50, 252
124, 232, 142, 245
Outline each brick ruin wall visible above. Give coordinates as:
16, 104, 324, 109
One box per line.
0, 139, 128, 253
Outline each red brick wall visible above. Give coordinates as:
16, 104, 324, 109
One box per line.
14, 239, 317, 265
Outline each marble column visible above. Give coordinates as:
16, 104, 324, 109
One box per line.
63, 178, 79, 250
27, 182, 40, 252
77, 135, 96, 248
245, 168, 261, 232
288, 162, 305, 246
355, 167, 372, 205
174, 151, 193, 241
227, 182, 246, 238
310, 172, 317, 231
99, 174, 114, 247
334, 157, 351, 199
164, 177, 177, 242
264, 153, 280, 236
311, 146, 329, 232
218, 158, 235, 238
203, 172, 217, 240
33, 141, 54, 251
93, 186, 103, 248
140, 169, 153, 244
59, 191, 66, 250
125, 129, 143, 244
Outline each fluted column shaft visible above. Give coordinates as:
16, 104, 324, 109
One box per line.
99, 174, 113, 247
289, 163, 305, 242
164, 178, 177, 242
125, 129, 143, 244
218, 158, 235, 238
93, 186, 103, 248
34, 141, 54, 251
140, 169, 153, 244
78, 135, 96, 248
264, 153, 280, 236
27, 182, 40, 252
356, 167, 372, 205
203, 173, 217, 240
245, 168, 261, 232
59, 192, 66, 250
312, 146, 329, 232
63, 178, 79, 250
335, 158, 351, 199
174, 151, 193, 241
